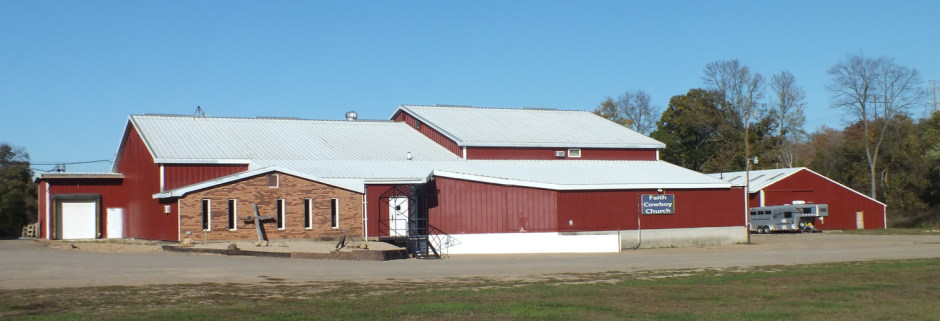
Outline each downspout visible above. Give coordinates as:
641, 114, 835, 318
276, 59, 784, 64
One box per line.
630, 192, 644, 250
462, 146, 467, 160
159, 164, 165, 192
43, 182, 50, 239
883, 204, 887, 230
632, 208, 642, 250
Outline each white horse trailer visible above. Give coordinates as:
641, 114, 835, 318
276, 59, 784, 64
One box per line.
749, 203, 828, 234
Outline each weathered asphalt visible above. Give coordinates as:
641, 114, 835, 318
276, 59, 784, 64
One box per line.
2, 233, 939, 289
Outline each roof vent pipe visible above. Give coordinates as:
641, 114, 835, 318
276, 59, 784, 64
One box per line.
345, 111, 358, 121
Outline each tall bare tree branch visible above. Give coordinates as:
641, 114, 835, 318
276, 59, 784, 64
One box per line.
827, 54, 926, 200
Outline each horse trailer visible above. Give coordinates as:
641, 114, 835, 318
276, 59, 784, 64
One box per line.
749, 203, 828, 234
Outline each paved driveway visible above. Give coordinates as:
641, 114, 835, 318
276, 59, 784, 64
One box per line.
2, 233, 939, 289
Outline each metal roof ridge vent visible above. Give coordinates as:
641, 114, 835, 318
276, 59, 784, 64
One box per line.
345, 111, 358, 121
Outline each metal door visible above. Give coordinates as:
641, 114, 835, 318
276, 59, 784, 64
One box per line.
389, 197, 409, 237
60, 201, 96, 239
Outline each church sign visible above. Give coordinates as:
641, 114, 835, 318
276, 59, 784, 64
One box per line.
641, 194, 675, 215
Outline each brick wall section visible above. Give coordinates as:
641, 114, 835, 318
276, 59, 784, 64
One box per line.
178, 172, 362, 242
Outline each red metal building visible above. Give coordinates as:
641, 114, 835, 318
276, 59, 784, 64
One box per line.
391, 105, 663, 161
709, 167, 887, 230
37, 105, 748, 254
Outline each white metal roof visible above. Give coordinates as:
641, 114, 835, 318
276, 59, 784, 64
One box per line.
120, 113, 728, 195
128, 115, 462, 163
706, 167, 803, 192
433, 160, 730, 190
153, 166, 364, 198
394, 105, 666, 148
38, 173, 125, 180
251, 159, 730, 190
707, 167, 885, 206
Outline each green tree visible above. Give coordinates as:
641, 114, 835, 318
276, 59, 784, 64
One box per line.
877, 116, 928, 212
0, 144, 37, 237
650, 89, 731, 172
920, 111, 940, 210
806, 126, 848, 177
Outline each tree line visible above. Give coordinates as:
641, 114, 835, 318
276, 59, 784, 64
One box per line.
597, 54, 938, 226
0, 144, 37, 237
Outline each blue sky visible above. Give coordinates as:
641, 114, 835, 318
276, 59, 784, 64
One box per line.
2, 1, 937, 173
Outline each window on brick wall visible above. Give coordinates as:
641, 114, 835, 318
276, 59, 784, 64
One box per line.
276, 199, 286, 229
227, 199, 237, 230
201, 199, 211, 231
267, 174, 279, 188
304, 198, 313, 229
330, 198, 340, 228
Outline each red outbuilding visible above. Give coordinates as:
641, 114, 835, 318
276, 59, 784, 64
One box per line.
709, 167, 887, 230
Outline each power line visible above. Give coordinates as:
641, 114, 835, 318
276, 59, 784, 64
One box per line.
0, 159, 111, 166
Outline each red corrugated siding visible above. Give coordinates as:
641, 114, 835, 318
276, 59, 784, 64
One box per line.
115, 125, 179, 241
164, 164, 248, 190
393, 111, 461, 156
45, 178, 125, 238
428, 177, 558, 234
365, 184, 395, 238
759, 169, 886, 230
466, 147, 658, 160
37, 181, 47, 238
557, 187, 746, 231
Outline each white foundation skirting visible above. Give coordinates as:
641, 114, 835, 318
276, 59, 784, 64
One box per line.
432, 226, 748, 255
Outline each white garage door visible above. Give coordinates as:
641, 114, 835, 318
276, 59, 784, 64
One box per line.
61, 201, 97, 239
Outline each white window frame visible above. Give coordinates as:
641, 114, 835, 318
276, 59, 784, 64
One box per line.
276, 199, 286, 230
227, 199, 237, 231
201, 199, 211, 231
567, 148, 582, 158
304, 198, 313, 230
330, 198, 340, 229
267, 174, 279, 188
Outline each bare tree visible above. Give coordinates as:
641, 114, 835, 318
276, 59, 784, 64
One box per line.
593, 90, 659, 135
770, 71, 807, 139
617, 90, 658, 135
702, 59, 765, 170
770, 71, 807, 167
827, 54, 926, 199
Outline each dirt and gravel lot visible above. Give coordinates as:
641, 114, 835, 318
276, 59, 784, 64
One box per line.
2, 232, 939, 290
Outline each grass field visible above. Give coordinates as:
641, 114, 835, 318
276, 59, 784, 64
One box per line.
2, 259, 939, 321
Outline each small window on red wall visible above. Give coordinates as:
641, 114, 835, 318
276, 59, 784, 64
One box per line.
267, 174, 279, 188
568, 148, 582, 158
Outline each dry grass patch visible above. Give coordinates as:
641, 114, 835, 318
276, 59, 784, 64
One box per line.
2, 259, 939, 320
